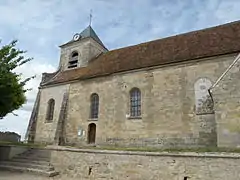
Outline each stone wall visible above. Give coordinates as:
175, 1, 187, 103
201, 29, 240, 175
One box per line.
50, 147, 240, 180
35, 53, 240, 148
34, 84, 69, 144
64, 54, 235, 147
212, 54, 240, 147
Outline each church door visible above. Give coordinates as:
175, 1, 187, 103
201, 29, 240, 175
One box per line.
88, 123, 96, 144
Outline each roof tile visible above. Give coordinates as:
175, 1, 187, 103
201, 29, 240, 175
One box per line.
43, 21, 240, 86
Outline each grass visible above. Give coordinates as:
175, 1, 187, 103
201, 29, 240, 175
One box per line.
1, 141, 240, 153
65, 145, 240, 153
0, 141, 45, 148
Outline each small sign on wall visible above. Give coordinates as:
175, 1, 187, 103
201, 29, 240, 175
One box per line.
78, 127, 85, 137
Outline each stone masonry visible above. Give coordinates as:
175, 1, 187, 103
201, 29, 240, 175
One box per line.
63, 54, 235, 147
50, 147, 240, 180
212, 54, 240, 147
34, 84, 69, 143
34, 53, 238, 147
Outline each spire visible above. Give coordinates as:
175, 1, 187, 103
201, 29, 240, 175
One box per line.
78, 26, 105, 48
60, 24, 107, 50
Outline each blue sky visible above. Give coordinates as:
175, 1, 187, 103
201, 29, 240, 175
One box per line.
0, 0, 240, 140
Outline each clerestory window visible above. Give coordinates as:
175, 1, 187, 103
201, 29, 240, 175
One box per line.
130, 88, 141, 118
90, 93, 99, 119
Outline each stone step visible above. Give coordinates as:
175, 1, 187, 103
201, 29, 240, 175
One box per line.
17, 154, 50, 158
0, 164, 59, 177
14, 155, 50, 162
0, 161, 54, 171
17, 151, 50, 157
19, 150, 50, 155
19, 152, 50, 155
0, 148, 59, 177
16, 155, 50, 159
23, 150, 51, 154
9, 158, 51, 166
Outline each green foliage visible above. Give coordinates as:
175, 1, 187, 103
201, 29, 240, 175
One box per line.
0, 40, 34, 119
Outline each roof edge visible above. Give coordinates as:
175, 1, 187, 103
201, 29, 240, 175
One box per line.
106, 20, 240, 53
40, 52, 238, 88
59, 36, 108, 51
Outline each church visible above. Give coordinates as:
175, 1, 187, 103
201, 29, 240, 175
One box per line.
26, 20, 240, 149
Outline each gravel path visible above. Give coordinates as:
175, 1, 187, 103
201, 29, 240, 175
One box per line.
0, 171, 50, 180
0, 171, 80, 180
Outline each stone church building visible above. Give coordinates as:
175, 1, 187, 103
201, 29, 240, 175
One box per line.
26, 20, 240, 148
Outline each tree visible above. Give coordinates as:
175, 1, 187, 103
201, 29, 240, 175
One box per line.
0, 40, 34, 119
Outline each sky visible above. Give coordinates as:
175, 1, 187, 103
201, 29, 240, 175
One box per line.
0, 0, 240, 140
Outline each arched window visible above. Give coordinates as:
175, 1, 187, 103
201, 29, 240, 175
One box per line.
68, 51, 78, 68
130, 88, 141, 117
46, 98, 55, 121
90, 93, 99, 119
194, 78, 214, 114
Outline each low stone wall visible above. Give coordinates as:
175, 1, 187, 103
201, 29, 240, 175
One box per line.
0, 145, 28, 161
49, 146, 240, 180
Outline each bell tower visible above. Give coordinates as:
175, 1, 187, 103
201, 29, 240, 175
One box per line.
59, 26, 108, 71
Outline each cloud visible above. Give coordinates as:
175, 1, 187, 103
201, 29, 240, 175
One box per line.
0, 110, 30, 138
0, 60, 55, 139
0, 0, 240, 140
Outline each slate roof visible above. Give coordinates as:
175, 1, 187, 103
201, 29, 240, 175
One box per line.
60, 26, 107, 49
43, 20, 240, 86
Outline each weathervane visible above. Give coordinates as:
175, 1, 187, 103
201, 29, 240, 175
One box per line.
89, 9, 93, 26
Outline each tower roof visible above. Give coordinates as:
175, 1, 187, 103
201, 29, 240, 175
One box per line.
60, 25, 107, 49
79, 26, 105, 47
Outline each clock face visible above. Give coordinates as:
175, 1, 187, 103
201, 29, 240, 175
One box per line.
73, 33, 80, 41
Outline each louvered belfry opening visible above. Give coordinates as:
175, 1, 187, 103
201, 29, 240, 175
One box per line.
68, 51, 78, 69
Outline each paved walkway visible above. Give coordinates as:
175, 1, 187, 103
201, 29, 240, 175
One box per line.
0, 170, 79, 180
1, 171, 49, 180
